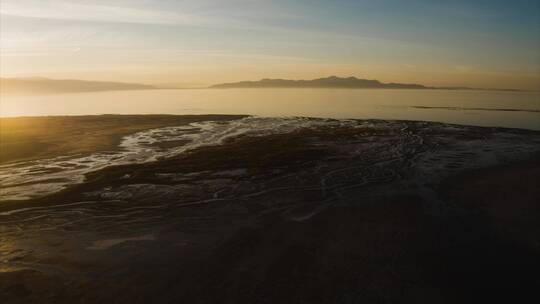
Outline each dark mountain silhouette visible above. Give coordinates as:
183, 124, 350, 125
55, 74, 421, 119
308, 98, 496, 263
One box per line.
0, 77, 156, 95
211, 76, 429, 89
0, 76, 522, 94
211, 76, 522, 91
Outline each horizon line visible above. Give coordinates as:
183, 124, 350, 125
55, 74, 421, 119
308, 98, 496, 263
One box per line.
1, 75, 534, 92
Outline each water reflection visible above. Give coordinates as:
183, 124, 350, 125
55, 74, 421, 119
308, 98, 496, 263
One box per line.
2, 88, 539, 130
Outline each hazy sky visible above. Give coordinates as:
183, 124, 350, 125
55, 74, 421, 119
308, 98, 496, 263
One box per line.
1, 0, 539, 89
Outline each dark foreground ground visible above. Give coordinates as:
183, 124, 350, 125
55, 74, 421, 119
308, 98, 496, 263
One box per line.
1, 116, 539, 303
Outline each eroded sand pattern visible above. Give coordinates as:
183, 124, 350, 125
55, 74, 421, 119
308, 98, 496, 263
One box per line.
1, 116, 540, 303
0, 117, 353, 200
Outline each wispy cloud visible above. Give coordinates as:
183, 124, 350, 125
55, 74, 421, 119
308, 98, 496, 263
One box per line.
1, 0, 538, 89
0, 0, 312, 33
0, 0, 208, 25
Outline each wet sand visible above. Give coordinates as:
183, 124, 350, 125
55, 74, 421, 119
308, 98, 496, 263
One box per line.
1, 116, 540, 303
0, 115, 245, 164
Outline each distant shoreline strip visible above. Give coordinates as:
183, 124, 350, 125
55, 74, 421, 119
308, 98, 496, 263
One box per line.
411, 106, 540, 113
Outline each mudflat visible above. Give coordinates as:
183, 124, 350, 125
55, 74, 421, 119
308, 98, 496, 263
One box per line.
0, 115, 245, 164
1, 115, 539, 303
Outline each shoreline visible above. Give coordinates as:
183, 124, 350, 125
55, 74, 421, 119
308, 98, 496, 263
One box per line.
2, 114, 538, 164
0, 114, 246, 165
1, 115, 540, 206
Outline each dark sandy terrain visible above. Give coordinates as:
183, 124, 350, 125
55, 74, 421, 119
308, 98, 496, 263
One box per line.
0, 115, 245, 164
1, 116, 539, 303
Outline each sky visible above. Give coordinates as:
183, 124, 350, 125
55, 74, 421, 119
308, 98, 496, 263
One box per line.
1, 0, 539, 89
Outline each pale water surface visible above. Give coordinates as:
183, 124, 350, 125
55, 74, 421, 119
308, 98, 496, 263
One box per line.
1, 88, 539, 130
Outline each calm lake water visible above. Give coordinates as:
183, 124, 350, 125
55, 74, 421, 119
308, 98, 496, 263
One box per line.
2, 88, 539, 130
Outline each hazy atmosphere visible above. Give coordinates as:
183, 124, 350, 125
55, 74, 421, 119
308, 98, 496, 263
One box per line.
1, 1, 540, 304
1, 0, 539, 89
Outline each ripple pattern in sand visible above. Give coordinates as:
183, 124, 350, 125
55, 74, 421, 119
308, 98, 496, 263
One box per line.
0, 117, 356, 200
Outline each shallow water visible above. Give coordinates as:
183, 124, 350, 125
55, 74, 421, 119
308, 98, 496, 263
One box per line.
1, 116, 539, 203
0, 117, 354, 200
2, 88, 539, 130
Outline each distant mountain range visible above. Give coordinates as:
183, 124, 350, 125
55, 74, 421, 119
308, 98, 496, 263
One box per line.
211, 76, 520, 91
0, 76, 522, 95
212, 76, 428, 89
0, 77, 156, 95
